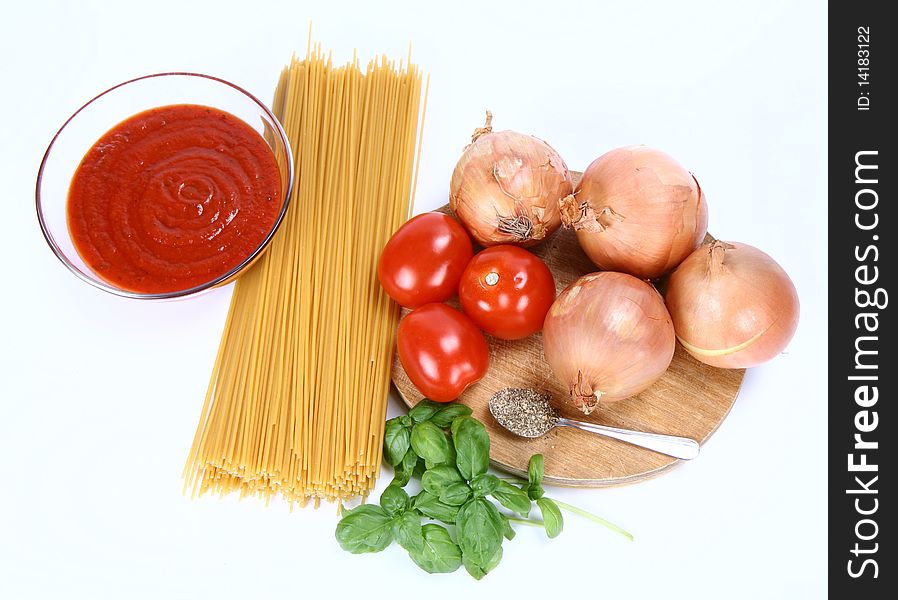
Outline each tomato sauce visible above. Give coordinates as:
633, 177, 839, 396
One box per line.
67, 104, 282, 294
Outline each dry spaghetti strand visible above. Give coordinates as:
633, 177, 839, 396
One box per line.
183, 43, 425, 505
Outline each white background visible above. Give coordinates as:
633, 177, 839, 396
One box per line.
0, 1, 827, 598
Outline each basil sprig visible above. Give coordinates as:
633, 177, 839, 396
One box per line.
337, 400, 630, 578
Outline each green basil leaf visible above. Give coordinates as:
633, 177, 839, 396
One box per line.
525, 455, 546, 499
527, 483, 545, 501
491, 480, 532, 516
408, 524, 463, 574
379, 483, 410, 516
421, 465, 465, 495
408, 400, 443, 423
537, 497, 563, 538
501, 513, 516, 540
430, 403, 473, 428
392, 448, 418, 487
450, 415, 466, 438
412, 491, 461, 523
399, 415, 413, 428
392, 510, 424, 553
439, 482, 473, 506
425, 444, 456, 470
446, 441, 457, 464
383, 418, 411, 466
462, 545, 503, 580
528, 454, 544, 489
482, 543, 504, 571
456, 498, 504, 569
411, 421, 453, 466
452, 416, 491, 481
335, 504, 394, 554
470, 473, 500, 497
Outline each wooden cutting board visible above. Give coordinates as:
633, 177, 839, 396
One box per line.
391, 172, 744, 487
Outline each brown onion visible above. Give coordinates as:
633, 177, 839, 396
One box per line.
450, 112, 572, 247
542, 271, 675, 414
665, 240, 799, 368
560, 146, 708, 279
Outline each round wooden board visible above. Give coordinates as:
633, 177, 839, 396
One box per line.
391, 173, 745, 487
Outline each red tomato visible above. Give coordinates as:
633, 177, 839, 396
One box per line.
377, 212, 473, 309
397, 303, 490, 402
458, 245, 556, 340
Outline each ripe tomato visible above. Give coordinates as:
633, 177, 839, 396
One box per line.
458, 245, 556, 340
397, 303, 490, 402
378, 212, 473, 309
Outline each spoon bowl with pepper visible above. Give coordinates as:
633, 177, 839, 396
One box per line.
488, 388, 701, 460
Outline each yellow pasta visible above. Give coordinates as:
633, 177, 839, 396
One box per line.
183, 43, 427, 505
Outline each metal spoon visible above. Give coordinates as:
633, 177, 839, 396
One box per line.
488, 388, 700, 460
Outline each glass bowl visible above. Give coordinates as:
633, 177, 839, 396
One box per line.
36, 72, 293, 300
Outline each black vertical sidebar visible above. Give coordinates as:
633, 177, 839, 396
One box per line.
829, 2, 894, 596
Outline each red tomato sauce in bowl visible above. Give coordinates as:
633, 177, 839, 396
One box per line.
67, 104, 282, 294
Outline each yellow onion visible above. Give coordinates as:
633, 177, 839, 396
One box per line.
450, 112, 572, 247
542, 272, 675, 414
665, 240, 799, 368
560, 146, 708, 279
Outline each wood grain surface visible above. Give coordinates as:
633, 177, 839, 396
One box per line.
391, 172, 745, 486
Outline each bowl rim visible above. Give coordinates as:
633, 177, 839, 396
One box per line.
35, 71, 295, 300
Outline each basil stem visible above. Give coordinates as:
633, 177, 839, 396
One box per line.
551, 499, 633, 541
497, 476, 633, 541
504, 516, 543, 528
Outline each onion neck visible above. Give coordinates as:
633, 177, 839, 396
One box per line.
708, 240, 734, 278
559, 194, 582, 228
470, 110, 493, 144
572, 370, 602, 415
559, 196, 620, 234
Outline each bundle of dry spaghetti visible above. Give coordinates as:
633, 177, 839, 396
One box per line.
183, 44, 426, 505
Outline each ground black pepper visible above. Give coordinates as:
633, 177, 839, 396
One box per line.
488, 388, 559, 438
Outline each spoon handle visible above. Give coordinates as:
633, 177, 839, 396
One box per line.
556, 418, 701, 460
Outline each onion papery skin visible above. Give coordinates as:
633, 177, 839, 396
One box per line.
560, 146, 708, 279
665, 240, 800, 369
450, 128, 572, 248
542, 271, 676, 414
